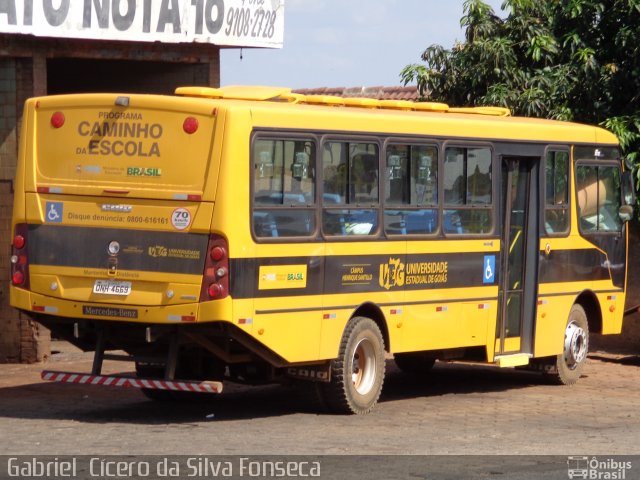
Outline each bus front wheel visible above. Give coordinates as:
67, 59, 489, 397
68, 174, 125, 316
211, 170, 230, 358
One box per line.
546, 304, 589, 385
320, 317, 386, 415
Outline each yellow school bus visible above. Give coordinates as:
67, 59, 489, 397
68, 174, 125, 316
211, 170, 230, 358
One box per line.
10, 86, 635, 414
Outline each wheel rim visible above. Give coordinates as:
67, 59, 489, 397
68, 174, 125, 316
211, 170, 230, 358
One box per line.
563, 320, 588, 369
351, 337, 377, 395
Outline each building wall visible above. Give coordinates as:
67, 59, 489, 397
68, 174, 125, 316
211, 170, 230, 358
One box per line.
0, 36, 221, 363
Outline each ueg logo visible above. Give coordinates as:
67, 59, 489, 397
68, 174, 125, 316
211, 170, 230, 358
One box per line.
567, 456, 632, 479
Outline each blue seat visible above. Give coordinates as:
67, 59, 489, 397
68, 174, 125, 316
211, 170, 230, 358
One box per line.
405, 210, 436, 234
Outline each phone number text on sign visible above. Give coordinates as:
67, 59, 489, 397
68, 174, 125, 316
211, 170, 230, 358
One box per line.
194, 0, 284, 43
225, 5, 278, 39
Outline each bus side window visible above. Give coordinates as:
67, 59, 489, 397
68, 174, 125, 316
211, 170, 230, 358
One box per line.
383, 144, 438, 236
576, 164, 622, 233
252, 138, 316, 239
322, 141, 379, 236
443, 146, 492, 234
544, 151, 570, 234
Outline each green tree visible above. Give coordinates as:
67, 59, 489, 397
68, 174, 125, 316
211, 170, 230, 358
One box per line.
401, 0, 640, 165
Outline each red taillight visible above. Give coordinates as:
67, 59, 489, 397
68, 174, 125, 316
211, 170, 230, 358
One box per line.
199, 234, 229, 302
13, 235, 25, 249
183, 116, 199, 134
11, 224, 30, 289
208, 283, 225, 298
12, 271, 24, 286
51, 112, 65, 128
210, 246, 226, 262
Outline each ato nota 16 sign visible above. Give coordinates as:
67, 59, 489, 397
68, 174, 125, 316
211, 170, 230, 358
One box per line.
0, 0, 284, 48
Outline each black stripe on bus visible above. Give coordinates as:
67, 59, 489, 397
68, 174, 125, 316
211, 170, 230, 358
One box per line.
539, 248, 611, 284
231, 252, 498, 299
27, 224, 209, 275
232, 248, 614, 299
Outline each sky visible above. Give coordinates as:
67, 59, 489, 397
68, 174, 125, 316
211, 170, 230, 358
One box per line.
220, 0, 505, 89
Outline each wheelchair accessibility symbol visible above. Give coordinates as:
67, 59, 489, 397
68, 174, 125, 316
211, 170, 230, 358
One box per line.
483, 255, 496, 284
46, 202, 63, 223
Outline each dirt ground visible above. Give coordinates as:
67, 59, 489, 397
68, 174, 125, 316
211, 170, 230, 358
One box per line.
0, 339, 639, 457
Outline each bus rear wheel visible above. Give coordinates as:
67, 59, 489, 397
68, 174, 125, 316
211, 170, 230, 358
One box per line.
320, 317, 385, 415
545, 304, 589, 385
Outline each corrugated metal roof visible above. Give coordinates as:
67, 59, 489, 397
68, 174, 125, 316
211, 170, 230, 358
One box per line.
293, 86, 419, 101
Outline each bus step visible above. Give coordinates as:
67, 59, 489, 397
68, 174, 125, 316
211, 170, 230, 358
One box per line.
41, 370, 223, 394
494, 354, 531, 368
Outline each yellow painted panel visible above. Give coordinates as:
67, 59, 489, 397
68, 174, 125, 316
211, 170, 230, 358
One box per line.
495, 337, 521, 353
318, 313, 350, 360
13, 288, 232, 325
399, 302, 460, 352
29, 273, 200, 306
253, 308, 322, 363
25, 193, 214, 233
599, 292, 624, 335
226, 298, 254, 335
30, 95, 218, 199
534, 295, 573, 358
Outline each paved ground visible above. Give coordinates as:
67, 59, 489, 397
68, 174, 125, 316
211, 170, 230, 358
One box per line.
0, 339, 639, 459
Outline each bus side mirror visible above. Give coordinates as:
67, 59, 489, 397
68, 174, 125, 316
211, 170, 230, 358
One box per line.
619, 204, 634, 223
621, 170, 636, 207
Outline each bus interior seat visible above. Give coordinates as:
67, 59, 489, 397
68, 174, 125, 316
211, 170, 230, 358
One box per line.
444, 212, 463, 234
253, 211, 278, 237
405, 210, 436, 234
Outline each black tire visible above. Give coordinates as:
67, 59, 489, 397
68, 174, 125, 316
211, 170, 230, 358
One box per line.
319, 317, 385, 415
293, 381, 329, 414
544, 304, 589, 385
394, 352, 436, 375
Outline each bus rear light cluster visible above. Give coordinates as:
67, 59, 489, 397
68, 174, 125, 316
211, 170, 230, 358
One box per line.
200, 234, 229, 302
208, 283, 225, 298
11, 224, 30, 288
210, 246, 226, 261
13, 234, 25, 249
12, 271, 24, 286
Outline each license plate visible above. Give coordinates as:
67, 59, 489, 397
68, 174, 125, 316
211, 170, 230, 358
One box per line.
93, 280, 131, 296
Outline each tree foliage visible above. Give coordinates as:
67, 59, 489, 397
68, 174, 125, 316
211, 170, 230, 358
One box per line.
401, 0, 640, 165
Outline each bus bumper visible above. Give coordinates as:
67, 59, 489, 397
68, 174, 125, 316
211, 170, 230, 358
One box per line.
41, 370, 223, 394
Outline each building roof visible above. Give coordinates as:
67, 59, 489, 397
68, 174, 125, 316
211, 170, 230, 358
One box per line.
293, 86, 419, 101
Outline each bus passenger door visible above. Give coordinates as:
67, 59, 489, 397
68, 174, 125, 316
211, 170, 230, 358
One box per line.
496, 157, 540, 359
